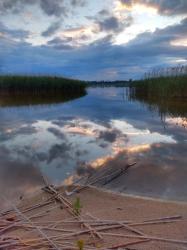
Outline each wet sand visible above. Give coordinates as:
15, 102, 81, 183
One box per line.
1, 185, 187, 250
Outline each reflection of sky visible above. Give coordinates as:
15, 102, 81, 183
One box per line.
0, 88, 186, 202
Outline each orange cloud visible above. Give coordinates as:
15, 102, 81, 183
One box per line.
116, 0, 158, 14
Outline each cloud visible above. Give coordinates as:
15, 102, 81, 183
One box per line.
71, 0, 86, 7
97, 16, 130, 33
47, 127, 66, 140
0, 0, 87, 17
47, 37, 74, 50
1, 17, 187, 80
0, 0, 66, 17
119, 0, 187, 16
0, 146, 43, 207
98, 129, 123, 142
0, 125, 37, 142
0, 22, 29, 41
93, 142, 187, 201
42, 21, 62, 37
40, 0, 66, 17
98, 9, 111, 16
48, 143, 72, 163
46, 25, 94, 49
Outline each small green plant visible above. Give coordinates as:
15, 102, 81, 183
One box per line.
77, 239, 84, 250
73, 197, 82, 216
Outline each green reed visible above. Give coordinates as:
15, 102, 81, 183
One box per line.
131, 75, 187, 99
0, 75, 87, 96
129, 75, 187, 118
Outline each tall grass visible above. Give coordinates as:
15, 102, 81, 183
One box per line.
131, 75, 187, 99
129, 67, 187, 118
0, 75, 87, 96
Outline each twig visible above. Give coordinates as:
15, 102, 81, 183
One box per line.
101, 232, 187, 245
143, 215, 182, 222
129, 219, 182, 227
108, 239, 150, 249
66, 162, 136, 196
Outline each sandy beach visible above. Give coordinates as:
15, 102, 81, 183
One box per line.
1, 185, 187, 250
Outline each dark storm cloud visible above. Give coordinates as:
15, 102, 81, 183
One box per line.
71, 0, 86, 7
0, 125, 37, 142
98, 9, 111, 16
85, 10, 108, 22
48, 37, 73, 45
75, 149, 88, 157
0, 22, 29, 40
0, 0, 67, 17
48, 142, 72, 163
98, 16, 125, 33
42, 21, 62, 37
92, 9, 133, 34
40, 0, 66, 17
98, 129, 122, 142
52, 116, 76, 126
47, 127, 66, 140
120, 0, 187, 16
47, 37, 74, 50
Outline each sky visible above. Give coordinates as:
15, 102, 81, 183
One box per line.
0, 0, 187, 80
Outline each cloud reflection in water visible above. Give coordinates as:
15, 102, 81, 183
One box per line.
0, 88, 186, 203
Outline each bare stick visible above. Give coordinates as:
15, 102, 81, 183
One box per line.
143, 215, 182, 222
129, 219, 182, 227
108, 239, 150, 249
101, 232, 187, 245
66, 162, 136, 196
29, 204, 60, 220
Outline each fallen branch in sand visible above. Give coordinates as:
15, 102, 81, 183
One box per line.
129, 219, 182, 227
101, 232, 187, 245
103, 163, 136, 185
143, 215, 182, 222
66, 162, 136, 196
108, 239, 150, 249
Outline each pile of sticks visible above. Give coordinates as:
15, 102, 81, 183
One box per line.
66, 162, 137, 196
0, 183, 187, 250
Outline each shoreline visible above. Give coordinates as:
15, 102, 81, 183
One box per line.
86, 185, 187, 205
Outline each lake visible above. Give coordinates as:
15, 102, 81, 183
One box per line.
0, 87, 187, 206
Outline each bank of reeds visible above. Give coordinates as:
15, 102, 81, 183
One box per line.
131, 75, 187, 99
0, 75, 87, 96
129, 67, 187, 118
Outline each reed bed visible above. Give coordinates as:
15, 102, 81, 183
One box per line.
131, 75, 187, 99
129, 66, 187, 119
0, 75, 87, 96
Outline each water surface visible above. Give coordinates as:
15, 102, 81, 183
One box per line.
0, 87, 186, 206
